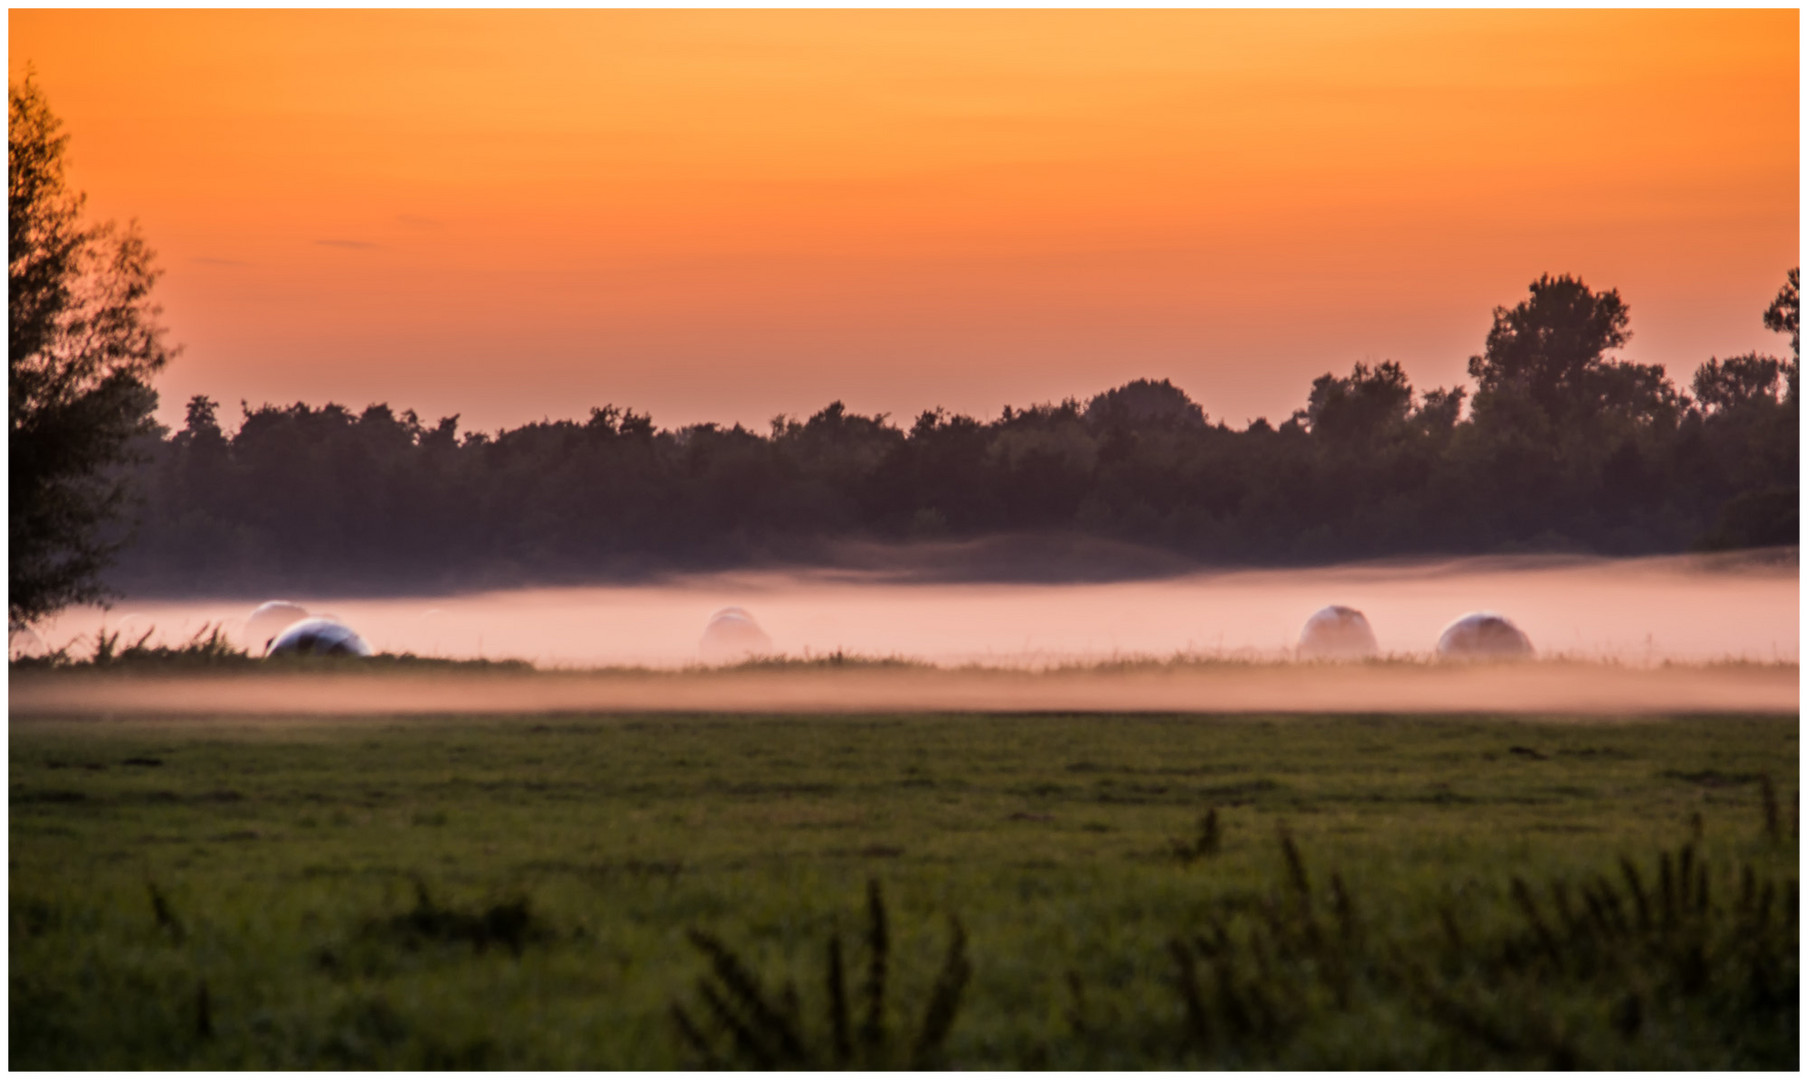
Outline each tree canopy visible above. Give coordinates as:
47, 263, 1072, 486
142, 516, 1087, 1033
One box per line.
1467, 274, 1640, 423
9, 75, 175, 627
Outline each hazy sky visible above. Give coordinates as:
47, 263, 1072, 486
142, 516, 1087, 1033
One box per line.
10, 9, 1798, 435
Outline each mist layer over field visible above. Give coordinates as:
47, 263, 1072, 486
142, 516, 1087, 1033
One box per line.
9, 661, 1798, 718
33, 550, 1798, 668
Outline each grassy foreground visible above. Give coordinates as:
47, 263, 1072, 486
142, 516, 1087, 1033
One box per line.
9, 710, 1798, 1069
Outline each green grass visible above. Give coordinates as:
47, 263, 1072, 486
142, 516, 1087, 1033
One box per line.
9, 710, 1798, 1068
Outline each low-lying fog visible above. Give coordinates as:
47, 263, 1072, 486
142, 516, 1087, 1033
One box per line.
26, 550, 1798, 668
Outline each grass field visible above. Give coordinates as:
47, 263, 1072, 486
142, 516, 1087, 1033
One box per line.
9, 708, 1799, 1068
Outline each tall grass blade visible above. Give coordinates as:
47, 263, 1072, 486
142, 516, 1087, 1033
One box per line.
826, 931, 851, 1068
1277, 825, 1310, 903
910, 916, 970, 1068
1759, 774, 1782, 845
1510, 877, 1558, 963
194, 980, 212, 1041
686, 929, 806, 1065
861, 878, 889, 1057
1620, 857, 1651, 930
147, 881, 185, 944
697, 981, 778, 1068
670, 1003, 722, 1069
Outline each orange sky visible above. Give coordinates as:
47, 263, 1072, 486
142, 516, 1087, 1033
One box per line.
9, 9, 1799, 435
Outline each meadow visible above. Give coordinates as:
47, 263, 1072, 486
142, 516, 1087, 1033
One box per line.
8, 706, 1798, 1069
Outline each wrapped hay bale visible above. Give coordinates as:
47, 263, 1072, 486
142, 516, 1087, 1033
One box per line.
699, 607, 773, 663
245, 601, 310, 651
266, 617, 372, 658
1296, 605, 1379, 660
1436, 612, 1534, 659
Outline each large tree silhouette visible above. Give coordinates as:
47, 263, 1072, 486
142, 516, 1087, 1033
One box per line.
1466, 274, 1634, 423
9, 74, 175, 628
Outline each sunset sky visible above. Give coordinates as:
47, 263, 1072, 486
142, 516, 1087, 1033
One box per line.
9, 9, 1798, 436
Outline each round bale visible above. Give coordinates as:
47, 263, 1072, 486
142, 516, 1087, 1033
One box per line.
1296, 605, 1379, 660
699, 607, 773, 663
1435, 612, 1534, 660
245, 601, 310, 652
266, 617, 373, 658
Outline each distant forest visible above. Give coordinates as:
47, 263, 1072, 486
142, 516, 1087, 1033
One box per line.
111, 274, 1798, 596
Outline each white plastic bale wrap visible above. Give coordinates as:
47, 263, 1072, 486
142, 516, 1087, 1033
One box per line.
699, 607, 773, 663
266, 617, 373, 658
245, 601, 311, 651
1296, 605, 1379, 659
1436, 612, 1534, 659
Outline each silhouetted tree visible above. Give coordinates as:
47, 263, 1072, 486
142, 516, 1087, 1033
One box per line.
990, 401, 1097, 528
1083, 378, 1206, 430
1411, 386, 1466, 436
896, 408, 996, 534
1762, 267, 1798, 359
9, 75, 175, 627
1590, 359, 1686, 427
1692, 354, 1785, 414
1301, 361, 1412, 443
1467, 274, 1638, 423
1763, 267, 1799, 402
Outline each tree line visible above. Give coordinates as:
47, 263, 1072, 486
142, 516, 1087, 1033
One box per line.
108, 272, 1797, 597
